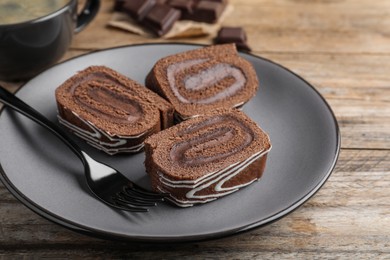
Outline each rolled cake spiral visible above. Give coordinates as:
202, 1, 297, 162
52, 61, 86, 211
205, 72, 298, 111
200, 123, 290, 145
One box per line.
55, 66, 174, 155
145, 44, 259, 121
144, 109, 271, 207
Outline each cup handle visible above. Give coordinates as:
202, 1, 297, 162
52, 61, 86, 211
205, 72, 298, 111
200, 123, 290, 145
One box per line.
75, 0, 101, 33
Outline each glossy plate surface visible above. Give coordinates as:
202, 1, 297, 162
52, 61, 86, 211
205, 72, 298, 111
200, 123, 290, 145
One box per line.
0, 43, 340, 242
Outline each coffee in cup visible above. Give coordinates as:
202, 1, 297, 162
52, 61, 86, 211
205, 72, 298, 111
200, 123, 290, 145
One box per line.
0, 0, 70, 25
0, 0, 100, 81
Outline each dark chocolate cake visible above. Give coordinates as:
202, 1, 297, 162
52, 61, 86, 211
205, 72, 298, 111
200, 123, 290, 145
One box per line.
144, 109, 271, 207
145, 44, 259, 121
55, 66, 174, 155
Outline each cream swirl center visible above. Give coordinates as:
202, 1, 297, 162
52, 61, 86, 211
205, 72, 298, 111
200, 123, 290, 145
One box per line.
167, 59, 246, 104
70, 74, 143, 125
169, 115, 253, 167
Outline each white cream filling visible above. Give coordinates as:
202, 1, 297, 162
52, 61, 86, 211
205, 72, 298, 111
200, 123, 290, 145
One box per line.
156, 146, 272, 206
58, 111, 146, 155
167, 58, 246, 105
167, 58, 208, 104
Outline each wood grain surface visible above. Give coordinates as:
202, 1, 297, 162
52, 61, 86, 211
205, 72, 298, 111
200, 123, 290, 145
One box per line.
0, 0, 389, 258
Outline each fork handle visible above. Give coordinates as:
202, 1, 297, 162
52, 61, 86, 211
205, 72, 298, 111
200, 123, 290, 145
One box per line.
0, 85, 87, 165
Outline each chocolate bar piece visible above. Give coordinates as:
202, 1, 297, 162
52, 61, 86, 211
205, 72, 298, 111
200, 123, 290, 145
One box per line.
113, 0, 230, 37
189, 0, 226, 23
215, 27, 251, 51
169, 0, 195, 14
113, 0, 126, 11
122, 0, 156, 21
143, 4, 181, 36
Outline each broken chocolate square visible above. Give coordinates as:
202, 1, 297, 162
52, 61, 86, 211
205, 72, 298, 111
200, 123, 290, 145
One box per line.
114, 0, 126, 11
143, 4, 181, 36
169, 0, 196, 14
122, 0, 157, 21
190, 0, 226, 23
215, 27, 252, 51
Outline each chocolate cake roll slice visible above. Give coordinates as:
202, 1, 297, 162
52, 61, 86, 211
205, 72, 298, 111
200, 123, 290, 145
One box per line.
144, 109, 271, 207
55, 66, 174, 155
145, 44, 259, 121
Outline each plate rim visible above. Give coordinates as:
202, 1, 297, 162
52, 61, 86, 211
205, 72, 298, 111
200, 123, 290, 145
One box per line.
0, 42, 341, 243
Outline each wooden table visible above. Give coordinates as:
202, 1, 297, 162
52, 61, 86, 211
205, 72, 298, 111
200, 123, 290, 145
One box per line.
1, 0, 389, 258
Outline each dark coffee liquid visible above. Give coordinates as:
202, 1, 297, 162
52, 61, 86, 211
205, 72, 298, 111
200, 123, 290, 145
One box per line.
0, 0, 70, 25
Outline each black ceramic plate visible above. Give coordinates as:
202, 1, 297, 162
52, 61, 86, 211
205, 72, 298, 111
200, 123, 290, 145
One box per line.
0, 43, 340, 242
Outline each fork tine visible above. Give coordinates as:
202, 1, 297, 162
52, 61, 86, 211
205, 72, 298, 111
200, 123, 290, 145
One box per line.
123, 187, 167, 202
111, 202, 148, 212
116, 192, 157, 207
111, 197, 149, 212
123, 188, 165, 203
124, 186, 169, 199
127, 183, 169, 196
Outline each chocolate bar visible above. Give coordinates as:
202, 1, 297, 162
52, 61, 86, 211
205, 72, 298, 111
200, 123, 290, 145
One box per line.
142, 4, 181, 36
113, 0, 126, 11
169, 0, 195, 15
122, 0, 156, 21
215, 27, 251, 51
189, 0, 227, 23
113, 0, 229, 36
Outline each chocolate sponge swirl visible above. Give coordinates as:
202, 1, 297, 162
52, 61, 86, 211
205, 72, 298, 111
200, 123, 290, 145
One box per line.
144, 109, 271, 207
55, 66, 174, 155
170, 114, 253, 167
146, 44, 259, 121
73, 81, 144, 125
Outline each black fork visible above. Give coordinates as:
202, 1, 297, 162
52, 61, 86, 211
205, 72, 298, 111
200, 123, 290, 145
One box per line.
0, 86, 167, 212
